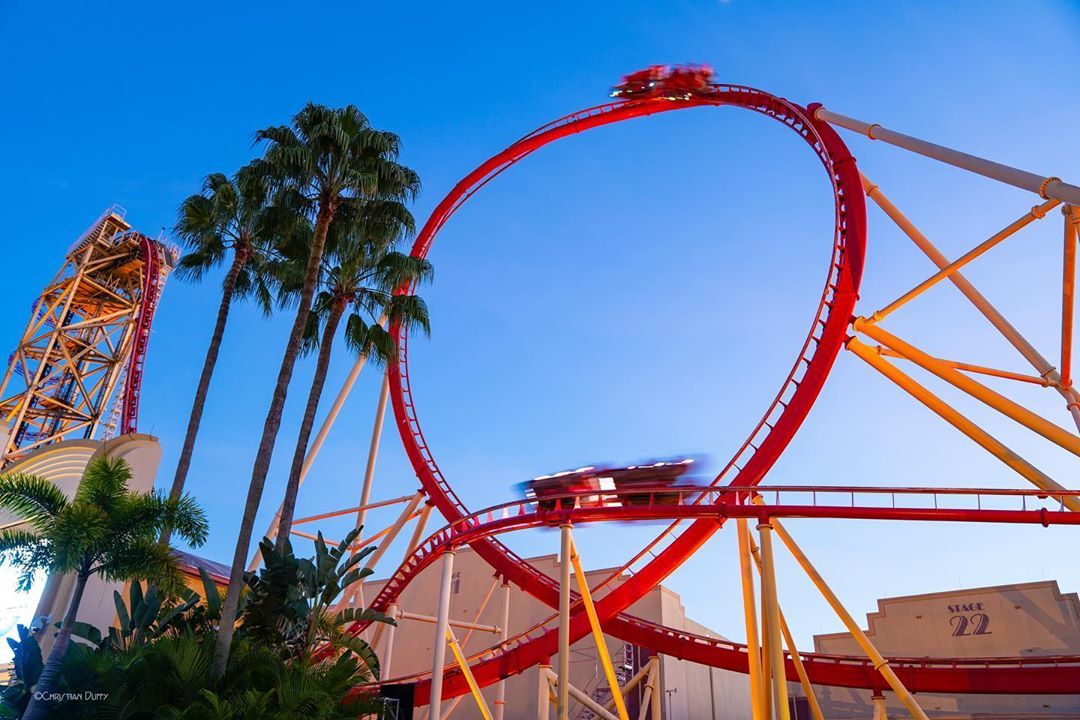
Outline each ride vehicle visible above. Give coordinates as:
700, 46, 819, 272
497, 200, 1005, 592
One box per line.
611, 64, 714, 99
611, 65, 668, 98
523, 458, 697, 511
663, 64, 714, 97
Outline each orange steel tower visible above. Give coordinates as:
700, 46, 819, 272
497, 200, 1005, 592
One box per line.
0, 207, 175, 465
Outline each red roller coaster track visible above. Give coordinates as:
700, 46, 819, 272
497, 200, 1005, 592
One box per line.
120, 235, 168, 434
375, 84, 875, 705
349, 486, 1080, 697
339, 79, 1080, 709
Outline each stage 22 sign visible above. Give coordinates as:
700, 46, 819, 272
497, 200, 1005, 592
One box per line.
948, 602, 992, 637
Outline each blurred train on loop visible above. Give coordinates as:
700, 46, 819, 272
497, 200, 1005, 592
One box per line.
521, 456, 703, 511
611, 63, 715, 100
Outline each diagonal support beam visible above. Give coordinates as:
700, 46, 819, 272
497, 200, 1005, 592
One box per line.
854, 320, 1080, 458
447, 628, 494, 720
875, 345, 1050, 386
570, 534, 631, 720
816, 106, 1080, 205
847, 337, 1078, 510
1062, 206, 1078, 389
860, 173, 1080, 431
869, 199, 1059, 322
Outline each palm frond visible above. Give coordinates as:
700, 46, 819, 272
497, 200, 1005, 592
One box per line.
0, 472, 68, 528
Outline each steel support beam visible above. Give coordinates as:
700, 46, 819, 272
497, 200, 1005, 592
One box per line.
429, 550, 457, 720
816, 106, 1080, 205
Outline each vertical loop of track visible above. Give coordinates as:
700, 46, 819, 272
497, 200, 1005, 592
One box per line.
386, 87, 866, 703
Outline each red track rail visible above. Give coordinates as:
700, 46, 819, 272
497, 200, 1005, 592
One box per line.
120, 237, 166, 433
381, 85, 867, 704
351, 487, 1080, 696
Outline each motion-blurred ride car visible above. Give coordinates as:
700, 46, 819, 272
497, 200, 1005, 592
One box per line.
523, 458, 697, 511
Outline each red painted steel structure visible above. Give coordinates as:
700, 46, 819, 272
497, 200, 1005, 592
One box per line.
350, 487, 1080, 697
362, 79, 1077, 707
120, 235, 167, 434
379, 83, 873, 705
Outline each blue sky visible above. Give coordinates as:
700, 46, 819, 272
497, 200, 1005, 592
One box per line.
2, 1, 1079, 648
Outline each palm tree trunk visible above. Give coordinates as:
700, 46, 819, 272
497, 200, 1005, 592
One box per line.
22, 570, 89, 720
213, 207, 333, 675
160, 248, 248, 546
275, 300, 346, 550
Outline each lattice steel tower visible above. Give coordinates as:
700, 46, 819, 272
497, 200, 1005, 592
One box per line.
0, 207, 175, 465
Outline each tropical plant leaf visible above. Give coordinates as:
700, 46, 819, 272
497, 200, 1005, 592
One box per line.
335, 635, 381, 679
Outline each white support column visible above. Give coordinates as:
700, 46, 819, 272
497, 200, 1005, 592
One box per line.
406, 502, 435, 557
355, 373, 391, 532
557, 523, 573, 720
247, 349, 385, 571
382, 603, 398, 679
815, 106, 1080, 205
538, 663, 553, 720
429, 549, 457, 720
340, 492, 425, 613
494, 578, 512, 720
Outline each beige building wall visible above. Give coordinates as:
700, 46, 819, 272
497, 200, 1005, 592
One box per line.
812, 581, 1080, 719
362, 547, 751, 719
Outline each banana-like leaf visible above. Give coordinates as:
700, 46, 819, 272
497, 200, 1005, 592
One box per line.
337, 635, 381, 679
113, 589, 131, 632
199, 567, 221, 616
65, 621, 103, 647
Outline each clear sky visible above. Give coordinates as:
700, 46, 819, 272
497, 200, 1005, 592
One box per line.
2, 1, 1079, 649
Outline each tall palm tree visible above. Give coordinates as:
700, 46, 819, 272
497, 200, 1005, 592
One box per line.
163, 165, 282, 544
214, 104, 420, 674
0, 456, 208, 720
274, 200, 433, 550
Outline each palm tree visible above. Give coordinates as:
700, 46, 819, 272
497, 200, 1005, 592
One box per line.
274, 201, 433, 549
0, 455, 208, 720
163, 165, 283, 544
214, 103, 420, 674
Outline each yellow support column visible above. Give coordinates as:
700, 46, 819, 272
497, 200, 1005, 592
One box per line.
762, 506, 929, 720
737, 518, 767, 720
871, 694, 887, 720
761, 587, 773, 720
570, 536, 631, 720
446, 629, 494, 720
649, 658, 662, 720
748, 533, 824, 720
758, 521, 791, 720
861, 173, 1080, 431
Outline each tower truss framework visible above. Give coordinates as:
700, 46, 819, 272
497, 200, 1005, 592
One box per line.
0, 207, 174, 464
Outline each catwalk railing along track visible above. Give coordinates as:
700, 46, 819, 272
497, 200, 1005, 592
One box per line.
354, 486, 1080, 698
